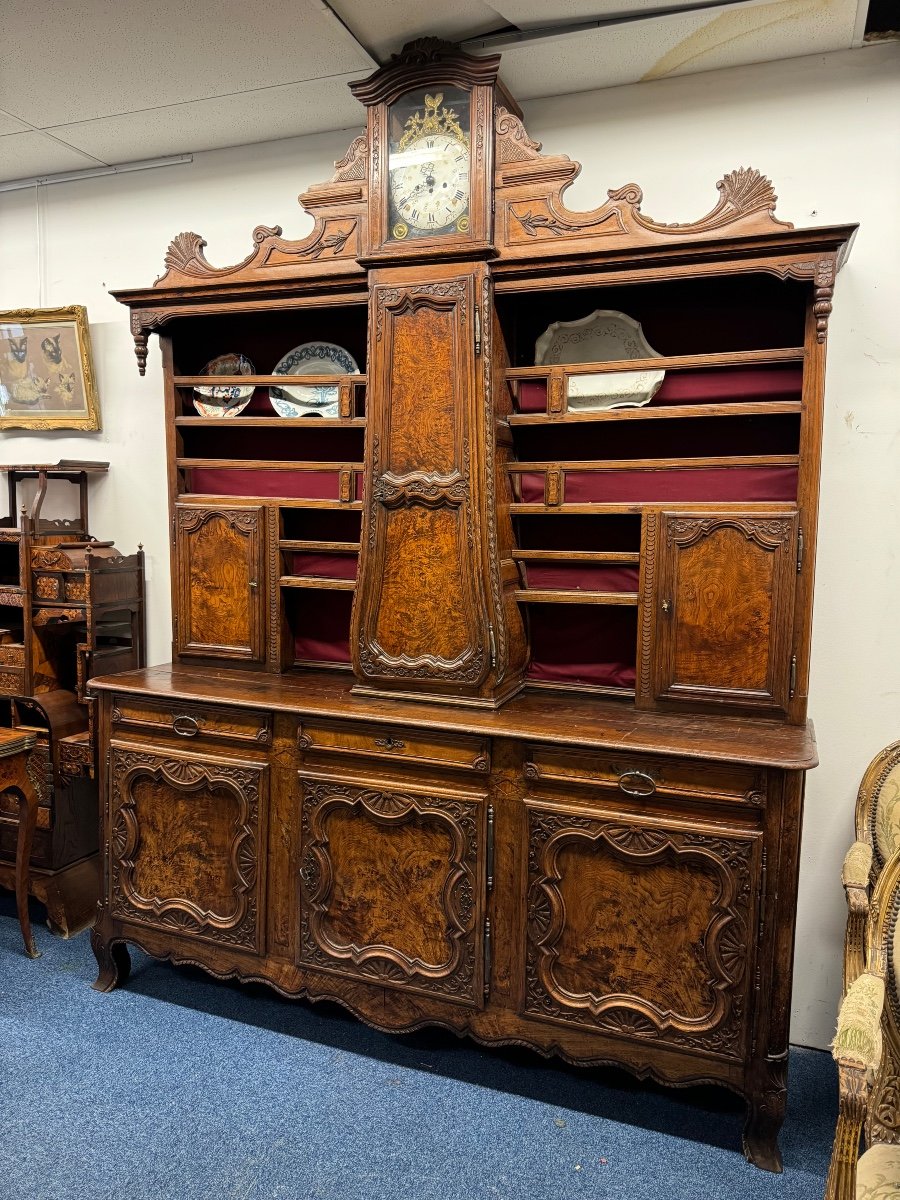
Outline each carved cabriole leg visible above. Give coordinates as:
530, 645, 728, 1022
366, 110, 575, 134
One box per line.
824, 1064, 868, 1200
90, 922, 131, 992
742, 1056, 787, 1172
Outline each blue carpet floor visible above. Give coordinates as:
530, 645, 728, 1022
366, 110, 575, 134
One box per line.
0, 895, 835, 1200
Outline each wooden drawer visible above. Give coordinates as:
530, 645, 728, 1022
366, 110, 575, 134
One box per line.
298, 720, 490, 774
111, 695, 271, 748
0, 644, 24, 667
524, 745, 765, 807
0, 666, 25, 695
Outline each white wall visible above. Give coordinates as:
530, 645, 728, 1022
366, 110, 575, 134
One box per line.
1, 41, 897, 1049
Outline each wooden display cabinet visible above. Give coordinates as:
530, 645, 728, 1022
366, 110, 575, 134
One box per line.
0, 462, 145, 933
97, 38, 856, 1170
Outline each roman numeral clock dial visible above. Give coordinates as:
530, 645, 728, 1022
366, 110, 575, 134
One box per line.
388, 92, 471, 241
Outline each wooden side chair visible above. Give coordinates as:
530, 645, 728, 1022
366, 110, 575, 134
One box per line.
826, 741, 900, 1198
0, 726, 40, 957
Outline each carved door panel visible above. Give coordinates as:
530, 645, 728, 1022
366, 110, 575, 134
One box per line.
108, 743, 265, 951
299, 771, 487, 1006
353, 266, 492, 700
642, 511, 798, 712
175, 504, 265, 661
524, 799, 762, 1061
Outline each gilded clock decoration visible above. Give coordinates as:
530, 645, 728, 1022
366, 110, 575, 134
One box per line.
388, 90, 471, 238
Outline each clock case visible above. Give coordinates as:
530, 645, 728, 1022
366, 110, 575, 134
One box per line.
351, 41, 520, 263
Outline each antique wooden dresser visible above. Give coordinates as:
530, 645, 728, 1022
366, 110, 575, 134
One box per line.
95, 39, 856, 1170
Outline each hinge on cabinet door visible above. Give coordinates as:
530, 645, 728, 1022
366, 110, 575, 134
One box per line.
789, 655, 797, 700
488, 625, 496, 670
173, 613, 179, 649
797, 530, 804, 574
474, 308, 482, 357
171, 514, 176, 545
484, 916, 492, 1000
486, 804, 495, 893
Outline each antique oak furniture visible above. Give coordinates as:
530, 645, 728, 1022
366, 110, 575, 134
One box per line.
0, 726, 40, 955
0, 461, 145, 936
98, 39, 856, 1171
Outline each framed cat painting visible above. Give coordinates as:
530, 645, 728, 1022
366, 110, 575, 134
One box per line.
0, 306, 101, 430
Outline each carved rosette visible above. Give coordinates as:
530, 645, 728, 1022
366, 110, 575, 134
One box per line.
109, 747, 261, 950
299, 778, 483, 1004
524, 806, 757, 1058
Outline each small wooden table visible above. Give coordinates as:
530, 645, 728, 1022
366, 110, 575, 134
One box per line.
0, 728, 40, 957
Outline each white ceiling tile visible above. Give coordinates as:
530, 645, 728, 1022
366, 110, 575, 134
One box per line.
329, 0, 502, 62
0, 110, 31, 136
46, 75, 366, 163
0, 0, 375, 129
496, 0, 860, 98
0, 132, 104, 183
494, 0, 700, 25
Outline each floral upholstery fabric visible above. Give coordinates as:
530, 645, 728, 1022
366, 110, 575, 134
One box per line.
833, 972, 885, 1072
875, 764, 900, 863
844, 840, 875, 889
856, 1143, 900, 1199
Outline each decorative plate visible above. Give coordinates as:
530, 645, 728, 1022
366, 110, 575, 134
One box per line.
269, 342, 360, 419
193, 353, 255, 417
535, 310, 665, 410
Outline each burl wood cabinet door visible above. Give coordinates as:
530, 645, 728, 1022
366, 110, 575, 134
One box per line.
175, 504, 265, 662
353, 267, 491, 699
524, 799, 762, 1061
108, 743, 265, 951
299, 772, 487, 1006
642, 512, 798, 712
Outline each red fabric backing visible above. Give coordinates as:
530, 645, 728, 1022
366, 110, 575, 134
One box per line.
189, 469, 364, 501
291, 589, 353, 664
522, 564, 639, 591
290, 553, 358, 581
526, 603, 637, 688
520, 466, 797, 504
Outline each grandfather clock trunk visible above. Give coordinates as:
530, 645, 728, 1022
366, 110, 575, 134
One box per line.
352, 261, 526, 705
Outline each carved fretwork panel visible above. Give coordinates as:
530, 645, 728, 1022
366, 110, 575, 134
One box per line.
175, 504, 265, 662
353, 267, 494, 697
299, 774, 485, 1005
109, 744, 265, 950
524, 801, 761, 1060
644, 512, 798, 713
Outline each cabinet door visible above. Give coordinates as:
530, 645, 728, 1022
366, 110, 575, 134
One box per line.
175, 504, 265, 661
353, 267, 492, 698
524, 798, 762, 1061
108, 742, 265, 951
299, 771, 487, 1007
643, 511, 798, 712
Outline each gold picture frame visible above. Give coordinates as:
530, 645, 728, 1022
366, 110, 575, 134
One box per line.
0, 305, 101, 431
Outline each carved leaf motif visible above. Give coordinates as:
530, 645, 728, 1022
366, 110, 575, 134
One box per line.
163, 232, 209, 275
495, 107, 543, 164
717, 168, 778, 218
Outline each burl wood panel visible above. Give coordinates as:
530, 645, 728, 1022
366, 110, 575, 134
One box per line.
299, 773, 484, 1004
649, 513, 798, 712
176, 505, 264, 662
385, 301, 457, 476
109, 744, 263, 949
525, 802, 761, 1059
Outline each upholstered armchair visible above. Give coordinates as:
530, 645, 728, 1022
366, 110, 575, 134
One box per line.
825, 741, 900, 1199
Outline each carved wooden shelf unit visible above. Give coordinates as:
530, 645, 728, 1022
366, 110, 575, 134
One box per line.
98, 39, 856, 1171
0, 462, 145, 933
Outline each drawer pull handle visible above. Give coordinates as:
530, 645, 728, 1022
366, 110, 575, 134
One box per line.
375, 736, 405, 751
618, 770, 656, 798
172, 714, 200, 738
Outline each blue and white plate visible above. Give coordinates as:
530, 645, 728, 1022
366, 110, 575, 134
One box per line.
193, 353, 255, 417
269, 342, 359, 419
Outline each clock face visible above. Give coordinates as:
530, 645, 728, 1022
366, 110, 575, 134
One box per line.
387, 88, 471, 241
390, 133, 470, 234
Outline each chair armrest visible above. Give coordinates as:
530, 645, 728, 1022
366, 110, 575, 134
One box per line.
833, 971, 885, 1072
842, 840, 873, 914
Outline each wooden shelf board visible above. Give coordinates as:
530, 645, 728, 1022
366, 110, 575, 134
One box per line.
509, 454, 799, 473
279, 576, 356, 591
508, 401, 802, 425
512, 550, 640, 564
510, 500, 796, 516
280, 540, 360, 553
183, 494, 364, 511
175, 417, 366, 428
174, 374, 367, 387
514, 589, 638, 605
177, 459, 364, 471
505, 348, 804, 379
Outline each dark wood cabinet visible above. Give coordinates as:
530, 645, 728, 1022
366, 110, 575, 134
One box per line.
97, 38, 856, 1173
174, 504, 265, 662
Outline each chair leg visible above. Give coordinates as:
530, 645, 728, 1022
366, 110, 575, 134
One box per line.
15, 783, 41, 959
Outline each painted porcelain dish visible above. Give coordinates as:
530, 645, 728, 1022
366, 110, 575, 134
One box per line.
193, 353, 256, 417
269, 342, 360, 419
535, 310, 665, 410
